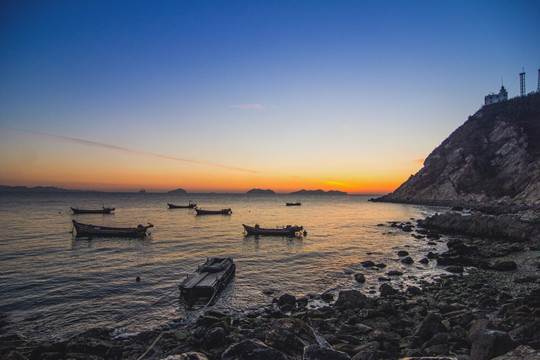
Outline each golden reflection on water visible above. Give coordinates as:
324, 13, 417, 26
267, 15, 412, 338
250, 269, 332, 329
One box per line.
0, 193, 447, 340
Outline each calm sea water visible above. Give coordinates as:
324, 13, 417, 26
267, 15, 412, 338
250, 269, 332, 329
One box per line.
0, 192, 448, 341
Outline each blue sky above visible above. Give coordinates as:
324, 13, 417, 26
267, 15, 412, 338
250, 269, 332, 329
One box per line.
1, 1, 539, 192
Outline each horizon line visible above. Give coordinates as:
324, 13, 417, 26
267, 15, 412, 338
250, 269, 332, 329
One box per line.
0, 184, 385, 196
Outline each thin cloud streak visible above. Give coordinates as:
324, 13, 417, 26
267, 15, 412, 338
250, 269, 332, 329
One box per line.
228, 104, 265, 109
0, 129, 262, 174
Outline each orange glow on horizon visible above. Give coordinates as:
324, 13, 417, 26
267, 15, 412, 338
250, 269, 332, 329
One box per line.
0, 128, 422, 195
0, 171, 408, 195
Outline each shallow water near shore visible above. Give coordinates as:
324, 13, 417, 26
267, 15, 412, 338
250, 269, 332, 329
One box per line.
0, 192, 449, 341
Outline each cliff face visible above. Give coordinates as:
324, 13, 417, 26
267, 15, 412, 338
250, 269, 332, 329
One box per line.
378, 93, 540, 206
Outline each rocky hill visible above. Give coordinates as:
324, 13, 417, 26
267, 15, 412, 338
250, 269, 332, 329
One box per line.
246, 188, 276, 194
375, 93, 540, 206
290, 189, 348, 195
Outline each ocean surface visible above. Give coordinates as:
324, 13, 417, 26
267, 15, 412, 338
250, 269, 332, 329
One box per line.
0, 192, 449, 342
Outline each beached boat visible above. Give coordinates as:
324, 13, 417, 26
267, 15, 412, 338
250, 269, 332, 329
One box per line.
195, 208, 232, 215
179, 257, 235, 304
71, 207, 115, 214
72, 220, 153, 238
167, 202, 197, 209
243, 224, 305, 237
286, 202, 301, 206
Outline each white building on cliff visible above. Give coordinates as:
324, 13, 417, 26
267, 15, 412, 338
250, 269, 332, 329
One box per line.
484, 85, 508, 105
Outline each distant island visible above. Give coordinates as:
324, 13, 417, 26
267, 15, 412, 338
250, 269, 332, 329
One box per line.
246, 189, 276, 195
289, 189, 348, 195
167, 188, 188, 194
0, 185, 82, 193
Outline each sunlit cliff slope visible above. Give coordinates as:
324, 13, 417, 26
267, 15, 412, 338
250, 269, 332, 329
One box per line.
376, 93, 540, 206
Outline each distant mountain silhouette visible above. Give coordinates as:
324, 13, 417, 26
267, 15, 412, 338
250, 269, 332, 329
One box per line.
0, 185, 79, 193
167, 188, 188, 194
289, 189, 348, 195
246, 189, 276, 194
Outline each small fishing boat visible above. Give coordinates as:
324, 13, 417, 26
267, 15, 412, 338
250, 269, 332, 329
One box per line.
286, 202, 301, 206
179, 257, 235, 305
243, 224, 305, 237
72, 220, 153, 238
195, 208, 232, 215
167, 202, 197, 209
71, 207, 115, 214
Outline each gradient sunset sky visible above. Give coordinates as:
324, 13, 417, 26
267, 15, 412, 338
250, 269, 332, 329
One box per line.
1, 1, 539, 194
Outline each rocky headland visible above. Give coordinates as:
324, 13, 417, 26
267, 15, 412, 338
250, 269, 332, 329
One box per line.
373, 93, 540, 209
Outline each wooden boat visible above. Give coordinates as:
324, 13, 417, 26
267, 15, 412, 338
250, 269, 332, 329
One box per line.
243, 224, 305, 237
286, 202, 301, 206
195, 208, 232, 215
168, 202, 197, 209
72, 220, 153, 238
71, 207, 115, 214
179, 257, 235, 304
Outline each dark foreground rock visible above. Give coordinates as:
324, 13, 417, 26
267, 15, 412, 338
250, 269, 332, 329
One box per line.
417, 212, 540, 242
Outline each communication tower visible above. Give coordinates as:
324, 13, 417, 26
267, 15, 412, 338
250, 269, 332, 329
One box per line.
519, 70, 526, 96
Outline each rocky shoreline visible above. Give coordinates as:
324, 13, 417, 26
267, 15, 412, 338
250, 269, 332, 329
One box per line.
2, 210, 540, 360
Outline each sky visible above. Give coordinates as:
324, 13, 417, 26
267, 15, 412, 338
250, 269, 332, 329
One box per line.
1, 1, 539, 194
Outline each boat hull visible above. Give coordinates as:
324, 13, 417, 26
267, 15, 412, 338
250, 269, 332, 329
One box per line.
179, 257, 235, 305
72, 220, 152, 238
71, 207, 115, 214
243, 224, 304, 237
195, 208, 232, 215
167, 203, 197, 209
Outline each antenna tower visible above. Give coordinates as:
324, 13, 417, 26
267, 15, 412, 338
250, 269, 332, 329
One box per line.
519, 69, 526, 96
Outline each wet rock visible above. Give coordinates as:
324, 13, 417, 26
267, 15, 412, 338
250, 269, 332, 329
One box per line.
398, 357, 457, 360
361, 261, 376, 268
387, 270, 404, 276
427, 252, 439, 259
445, 265, 463, 274
415, 313, 447, 341
405, 286, 423, 296
303, 344, 351, 360
196, 314, 222, 328
379, 283, 398, 297
514, 275, 539, 283
469, 328, 515, 360
419, 258, 429, 264
265, 318, 324, 357
278, 294, 296, 307
311, 306, 336, 319
491, 345, 540, 359
375, 263, 387, 268
321, 291, 334, 302
1, 351, 29, 360
398, 250, 410, 257
401, 256, 414, 265
492, 261, 517, 271
204, 327, 226, 348
354, 273, 366, 283
402, 225, 414, 232
334, 290, 368, 309
162, 352, 209, 360
221, 339, 287, 360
